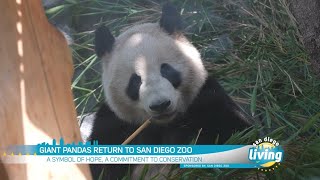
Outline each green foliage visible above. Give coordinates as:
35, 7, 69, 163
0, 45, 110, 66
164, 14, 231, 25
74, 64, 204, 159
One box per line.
46, 0, 320, 179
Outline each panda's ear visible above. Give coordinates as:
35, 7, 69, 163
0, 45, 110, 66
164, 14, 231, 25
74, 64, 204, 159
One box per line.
94, 26, 115, 58
160, 3, 182, 34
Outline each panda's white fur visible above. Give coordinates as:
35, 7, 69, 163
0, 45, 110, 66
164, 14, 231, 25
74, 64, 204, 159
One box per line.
102, 23, 207, 124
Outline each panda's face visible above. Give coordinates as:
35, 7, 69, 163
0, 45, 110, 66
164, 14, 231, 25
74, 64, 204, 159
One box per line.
122, 34, 185, 123
127, 60, 181, 123
95, 5, 207, 124
100, 24, 207, 125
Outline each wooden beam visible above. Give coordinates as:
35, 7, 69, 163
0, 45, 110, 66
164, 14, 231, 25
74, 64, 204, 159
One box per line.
0, 0, 92, 179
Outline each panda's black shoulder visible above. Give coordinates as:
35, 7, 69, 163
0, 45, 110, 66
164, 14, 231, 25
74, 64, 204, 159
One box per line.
185, 76, 250, 143
189, 76, 241, 112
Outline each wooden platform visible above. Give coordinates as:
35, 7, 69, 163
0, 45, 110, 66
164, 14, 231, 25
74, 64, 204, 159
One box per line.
0, 0, 91, 179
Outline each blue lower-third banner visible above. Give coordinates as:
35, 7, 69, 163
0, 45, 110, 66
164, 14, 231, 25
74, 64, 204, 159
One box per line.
0, 137, 284, 169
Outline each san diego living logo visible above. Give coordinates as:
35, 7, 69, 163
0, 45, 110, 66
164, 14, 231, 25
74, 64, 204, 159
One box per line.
249, 137, 284, 172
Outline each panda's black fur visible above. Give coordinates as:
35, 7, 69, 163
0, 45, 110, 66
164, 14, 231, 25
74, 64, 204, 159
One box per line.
87, 3, 249, 180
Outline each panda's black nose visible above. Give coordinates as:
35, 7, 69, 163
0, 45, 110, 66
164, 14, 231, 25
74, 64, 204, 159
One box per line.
149, 100, 171, 113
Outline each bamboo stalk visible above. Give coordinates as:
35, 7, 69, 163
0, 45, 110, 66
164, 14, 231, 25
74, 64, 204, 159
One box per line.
121, 118, 152, 145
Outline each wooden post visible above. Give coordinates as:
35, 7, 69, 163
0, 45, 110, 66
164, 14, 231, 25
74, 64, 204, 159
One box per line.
0, 0, 92, 179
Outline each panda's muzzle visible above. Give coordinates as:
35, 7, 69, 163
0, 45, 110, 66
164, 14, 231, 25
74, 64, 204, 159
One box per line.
148, 100, 177, 122
152, 111, 176, 120
149, 100, 171, 113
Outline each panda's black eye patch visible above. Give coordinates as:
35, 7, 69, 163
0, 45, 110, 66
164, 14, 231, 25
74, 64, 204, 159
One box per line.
126, 73, 142, 101
161, 63, 181, 88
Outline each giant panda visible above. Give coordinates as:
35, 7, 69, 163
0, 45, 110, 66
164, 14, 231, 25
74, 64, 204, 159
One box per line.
85, 3, 250, 180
